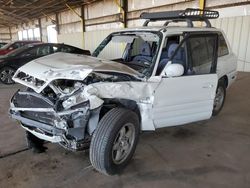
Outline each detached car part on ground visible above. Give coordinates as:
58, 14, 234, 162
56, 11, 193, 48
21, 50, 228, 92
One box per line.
9, 9, 237, 175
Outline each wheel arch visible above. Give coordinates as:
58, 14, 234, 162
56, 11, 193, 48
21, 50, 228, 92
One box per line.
219, 75, 228, 88
99, 98, 141, 124
87, 98, 142, 136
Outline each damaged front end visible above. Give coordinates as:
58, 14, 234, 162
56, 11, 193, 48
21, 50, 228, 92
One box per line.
9, 52, 158, 151
9, 67, 145, 151
9, 79, 103, 151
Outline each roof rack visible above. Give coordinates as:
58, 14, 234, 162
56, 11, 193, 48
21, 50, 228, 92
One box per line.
140, 8, 219, 28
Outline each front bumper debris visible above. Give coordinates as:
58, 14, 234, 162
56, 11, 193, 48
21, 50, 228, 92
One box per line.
9, 90, 90, 150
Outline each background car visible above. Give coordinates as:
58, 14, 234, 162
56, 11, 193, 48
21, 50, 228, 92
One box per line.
0, 42, 7, 48
0, 43, 91, 84
0, 40, 40, 56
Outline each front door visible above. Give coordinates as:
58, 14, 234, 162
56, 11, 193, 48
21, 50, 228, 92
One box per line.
152, 33, 218, 128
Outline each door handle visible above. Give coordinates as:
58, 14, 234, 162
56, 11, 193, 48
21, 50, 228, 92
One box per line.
202, 83, 214, 89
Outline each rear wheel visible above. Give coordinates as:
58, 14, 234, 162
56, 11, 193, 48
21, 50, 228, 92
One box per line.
212, 79, 226, 116
89, 108, 140, 175
0, 66, 16, 84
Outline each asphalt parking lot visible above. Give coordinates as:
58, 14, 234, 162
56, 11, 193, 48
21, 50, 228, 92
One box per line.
0, 72, 250, 188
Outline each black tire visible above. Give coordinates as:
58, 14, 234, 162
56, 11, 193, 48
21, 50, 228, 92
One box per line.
26, 131, 47, 153
0, 66, 16, 85
89, 107, 140, 175
212, 79, 226, 116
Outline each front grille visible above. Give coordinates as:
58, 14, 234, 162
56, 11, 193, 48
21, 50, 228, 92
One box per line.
13, 91, 54, 108
12, 91, 56, 126
21, 111, 56, 126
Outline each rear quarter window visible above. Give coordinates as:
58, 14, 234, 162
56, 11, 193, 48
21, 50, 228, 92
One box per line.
218, 33, 229, 57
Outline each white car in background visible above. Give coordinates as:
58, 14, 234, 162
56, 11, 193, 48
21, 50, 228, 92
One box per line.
9, 9, 237, 175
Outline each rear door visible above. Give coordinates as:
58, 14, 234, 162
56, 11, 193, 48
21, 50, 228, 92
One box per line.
152, 33, 219, 128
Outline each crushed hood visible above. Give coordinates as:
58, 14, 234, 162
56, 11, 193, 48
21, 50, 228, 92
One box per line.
13, 52, 142, 93
16, 52, 141, 80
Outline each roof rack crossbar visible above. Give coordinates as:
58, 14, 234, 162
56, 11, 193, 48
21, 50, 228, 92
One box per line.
163, 19, 194, 27
141, 8, 219, 28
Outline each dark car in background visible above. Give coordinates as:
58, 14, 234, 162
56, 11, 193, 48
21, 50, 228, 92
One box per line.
0, 42, 7, 48
0, 43, 91, 84
0, 40, 40, 56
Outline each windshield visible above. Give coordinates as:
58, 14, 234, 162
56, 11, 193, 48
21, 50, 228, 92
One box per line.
93, 31, 162, 76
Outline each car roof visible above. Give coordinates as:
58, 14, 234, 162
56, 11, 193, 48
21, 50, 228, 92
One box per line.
23, 43, 81, 49
5, 40, 41, 45
14, 40, 40, 42
25, 42, 63, 46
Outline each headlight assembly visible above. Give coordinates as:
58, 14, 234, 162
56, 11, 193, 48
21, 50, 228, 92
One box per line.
62, 92, 88, 110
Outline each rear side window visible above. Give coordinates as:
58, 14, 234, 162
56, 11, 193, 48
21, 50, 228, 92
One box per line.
37, 45, 52, 56
60, 45, 74, 53
189, 35, 217, 74
24, 45, 52, 56
218, 33, 229, 57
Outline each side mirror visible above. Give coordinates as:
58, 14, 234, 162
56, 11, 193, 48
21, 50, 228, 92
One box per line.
161, 63, 184, 77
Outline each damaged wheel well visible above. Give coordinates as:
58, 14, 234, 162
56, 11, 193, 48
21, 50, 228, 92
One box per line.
220, 75, 228, 88
99, 98, 141, 125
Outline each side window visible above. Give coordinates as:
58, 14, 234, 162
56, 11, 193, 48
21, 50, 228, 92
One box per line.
60, 45, 74, 53
24, 45, 52, 57
23, 47, 38, 57
11, 42, 21, 49
156, 36, 185, 76
170, 42, 187, 68
160, 35, 180, 60
189, 35, 216, 74
37, 45, 52, 56
218, 33, 229, 57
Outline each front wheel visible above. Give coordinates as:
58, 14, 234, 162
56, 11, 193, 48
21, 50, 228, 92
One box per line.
0, 66, 16, 84
212, 80, 226, 116
89, 108, 140, 175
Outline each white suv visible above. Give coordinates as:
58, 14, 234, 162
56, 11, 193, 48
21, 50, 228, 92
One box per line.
10, 9, 237, 175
